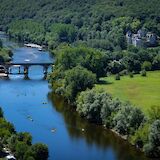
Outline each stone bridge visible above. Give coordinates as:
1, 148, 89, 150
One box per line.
0, 62, 54, 78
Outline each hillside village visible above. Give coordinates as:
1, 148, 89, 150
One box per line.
126, 29, 158, 47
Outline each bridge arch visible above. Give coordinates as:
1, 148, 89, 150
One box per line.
1, 62, 54, 79
0, 65, 7, 73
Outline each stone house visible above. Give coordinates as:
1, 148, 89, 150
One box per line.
126, 29, 157, 47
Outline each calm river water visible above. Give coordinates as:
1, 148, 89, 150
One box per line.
0, 32, 149, 160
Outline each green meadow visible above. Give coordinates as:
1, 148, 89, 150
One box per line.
96, 71, 160, 115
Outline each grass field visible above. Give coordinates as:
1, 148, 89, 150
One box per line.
96, 71, 160, 115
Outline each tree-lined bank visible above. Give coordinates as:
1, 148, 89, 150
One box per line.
0, 0, 160, 51
48, 45, 160, 159
0, 107, 49, 160
0, 39, 12, 63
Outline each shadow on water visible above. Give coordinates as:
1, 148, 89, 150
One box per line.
47, 92, 150, 160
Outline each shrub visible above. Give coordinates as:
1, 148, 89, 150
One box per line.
63, 66, 96, 102
17, 132, 32, 145
113, 105, 145, 135
7, 134, 18, 152
76, 89, 106, 123
101, 98, 122, 128
144, 120, 160, 158
144, 143, 155, 157
130, 123, 149, 148
129, 72, 134, 78
115, 73, 120, 80
30, 143, 49, 160
15, 142, 29, 160
148, 105, 160, 122
142, 61, 152, 71
141, 70, 147, 77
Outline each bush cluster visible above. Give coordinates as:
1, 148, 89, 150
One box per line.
0, 40, 13, 63
76, 89, 160, 158
76, 89, 145, 134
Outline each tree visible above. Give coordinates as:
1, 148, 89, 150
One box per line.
149, 120, 160, 148
63, 66, 96, 102
144, 120, 160, 158
49, 23, 77, 43
77, 89, 121, 125
101, 98, 121, 127
129, 72, 134, 78
152, 54, 160, 70
17, 132, 32, 145
8, 20, 45, 44
7, 134, 18, 152
114, 105, 145, 135
141, 61, 152, 71
76, 89, 104, 123
115, 73, 120, 80
141, 70, 147, 77
0, 48, 12, 62
130, 123, 149, 148
31, 143, 49, 160
15, 142, 29, 160
148, 106, 160, 121
122, 52, 141, 72
109, 60, 124, 74
54, 46, 108, 79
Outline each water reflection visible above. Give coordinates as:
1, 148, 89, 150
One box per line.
48, 92, 150, 160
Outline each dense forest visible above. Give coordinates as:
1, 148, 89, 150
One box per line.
0, 0, 160, 51
0, 0, 159, 73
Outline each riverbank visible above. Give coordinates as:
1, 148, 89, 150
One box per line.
49, 92, 151, 160
50, 82, 159, 159
0, 107, 49, 160
48, 45, 160, 159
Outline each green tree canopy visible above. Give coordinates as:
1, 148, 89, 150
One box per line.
55, 46, 108, 78
61, 66, 96, 102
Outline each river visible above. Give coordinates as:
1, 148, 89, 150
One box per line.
0, 32, 149, 160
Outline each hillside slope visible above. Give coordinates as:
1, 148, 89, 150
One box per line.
0, 0, 160, 50
0, 0, 160, 30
